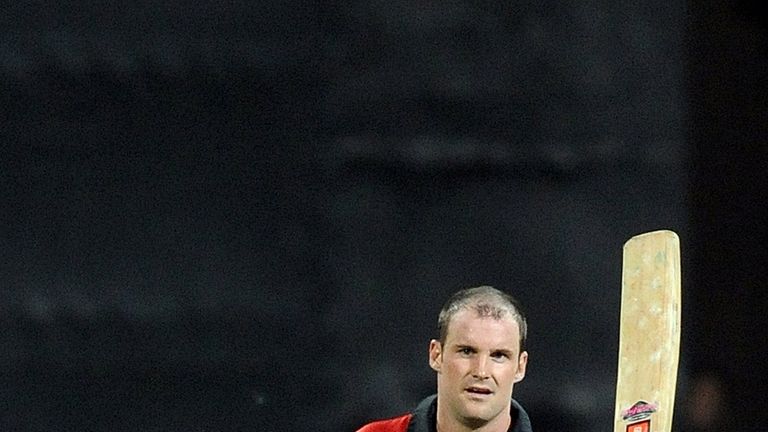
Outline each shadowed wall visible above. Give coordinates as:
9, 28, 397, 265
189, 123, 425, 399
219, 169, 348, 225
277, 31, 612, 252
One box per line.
1, 1, 764, 431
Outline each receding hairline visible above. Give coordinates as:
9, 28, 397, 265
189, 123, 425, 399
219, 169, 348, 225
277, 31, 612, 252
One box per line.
437, 285, 527, 352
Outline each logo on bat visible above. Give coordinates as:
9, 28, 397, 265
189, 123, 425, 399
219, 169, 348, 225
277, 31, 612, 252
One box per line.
621, 400, 658, 422
626, 419, 650, 432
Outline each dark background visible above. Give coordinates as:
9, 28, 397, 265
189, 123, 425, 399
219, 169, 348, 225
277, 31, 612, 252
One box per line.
1, 1, 766, 431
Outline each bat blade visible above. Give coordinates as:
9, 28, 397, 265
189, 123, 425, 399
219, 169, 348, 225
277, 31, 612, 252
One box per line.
614, 230, 681, 432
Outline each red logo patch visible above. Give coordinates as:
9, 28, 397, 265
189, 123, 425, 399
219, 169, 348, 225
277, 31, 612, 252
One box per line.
626, 419, 650, 432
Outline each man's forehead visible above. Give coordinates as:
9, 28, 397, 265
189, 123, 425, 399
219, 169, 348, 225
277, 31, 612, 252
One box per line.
445, 311, 520, 347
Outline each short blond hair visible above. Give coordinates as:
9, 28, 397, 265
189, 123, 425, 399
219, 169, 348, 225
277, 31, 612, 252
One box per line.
437, 285, 527, 352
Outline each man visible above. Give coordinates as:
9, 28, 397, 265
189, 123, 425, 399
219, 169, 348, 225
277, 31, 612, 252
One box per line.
357, 285, 532, 432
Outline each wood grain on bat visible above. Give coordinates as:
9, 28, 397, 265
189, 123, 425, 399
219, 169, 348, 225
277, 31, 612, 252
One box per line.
614, 230, 681, 432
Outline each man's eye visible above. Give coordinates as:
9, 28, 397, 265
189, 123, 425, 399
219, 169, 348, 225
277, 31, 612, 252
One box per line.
491, 352, 509, 361
459, 348, 473, 355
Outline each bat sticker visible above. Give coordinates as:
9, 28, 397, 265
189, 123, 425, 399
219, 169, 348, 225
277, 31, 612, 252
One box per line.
621, 401, 658, 422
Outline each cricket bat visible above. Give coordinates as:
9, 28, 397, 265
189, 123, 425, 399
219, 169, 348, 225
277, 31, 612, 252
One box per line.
613, 230, 681, 432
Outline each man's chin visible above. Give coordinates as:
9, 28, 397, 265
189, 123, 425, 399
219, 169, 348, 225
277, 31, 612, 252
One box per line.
458, 406, 494, 426
459, 413, 492, 430
457, 401, 510, 428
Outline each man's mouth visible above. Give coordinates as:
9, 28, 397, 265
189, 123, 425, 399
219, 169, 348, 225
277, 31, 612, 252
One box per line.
465, 386, 493, 395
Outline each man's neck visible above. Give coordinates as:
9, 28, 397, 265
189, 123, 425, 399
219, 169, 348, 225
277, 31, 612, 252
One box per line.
435, 413, 512, 432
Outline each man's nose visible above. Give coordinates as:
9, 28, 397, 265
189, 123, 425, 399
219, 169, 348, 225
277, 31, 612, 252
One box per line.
472, 355, 489, 379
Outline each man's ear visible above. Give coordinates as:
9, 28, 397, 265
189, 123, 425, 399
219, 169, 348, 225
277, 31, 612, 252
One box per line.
514, 351, 528, 383
429, 339, 442, 372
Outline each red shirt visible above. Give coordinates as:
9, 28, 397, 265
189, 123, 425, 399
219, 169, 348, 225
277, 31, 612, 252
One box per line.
357, 413, 413, 432
356, 395, 533, 432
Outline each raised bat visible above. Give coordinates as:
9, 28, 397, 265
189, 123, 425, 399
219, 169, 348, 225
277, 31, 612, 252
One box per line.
614, 230, 682, 432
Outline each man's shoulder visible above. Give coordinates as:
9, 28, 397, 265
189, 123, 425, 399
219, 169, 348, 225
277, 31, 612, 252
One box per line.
356, 394, 436, 432
356, 413, 413, 432
511, 398, 533, 432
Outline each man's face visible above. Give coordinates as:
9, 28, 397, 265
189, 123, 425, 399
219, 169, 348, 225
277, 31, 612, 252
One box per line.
429, 309, 528, 429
